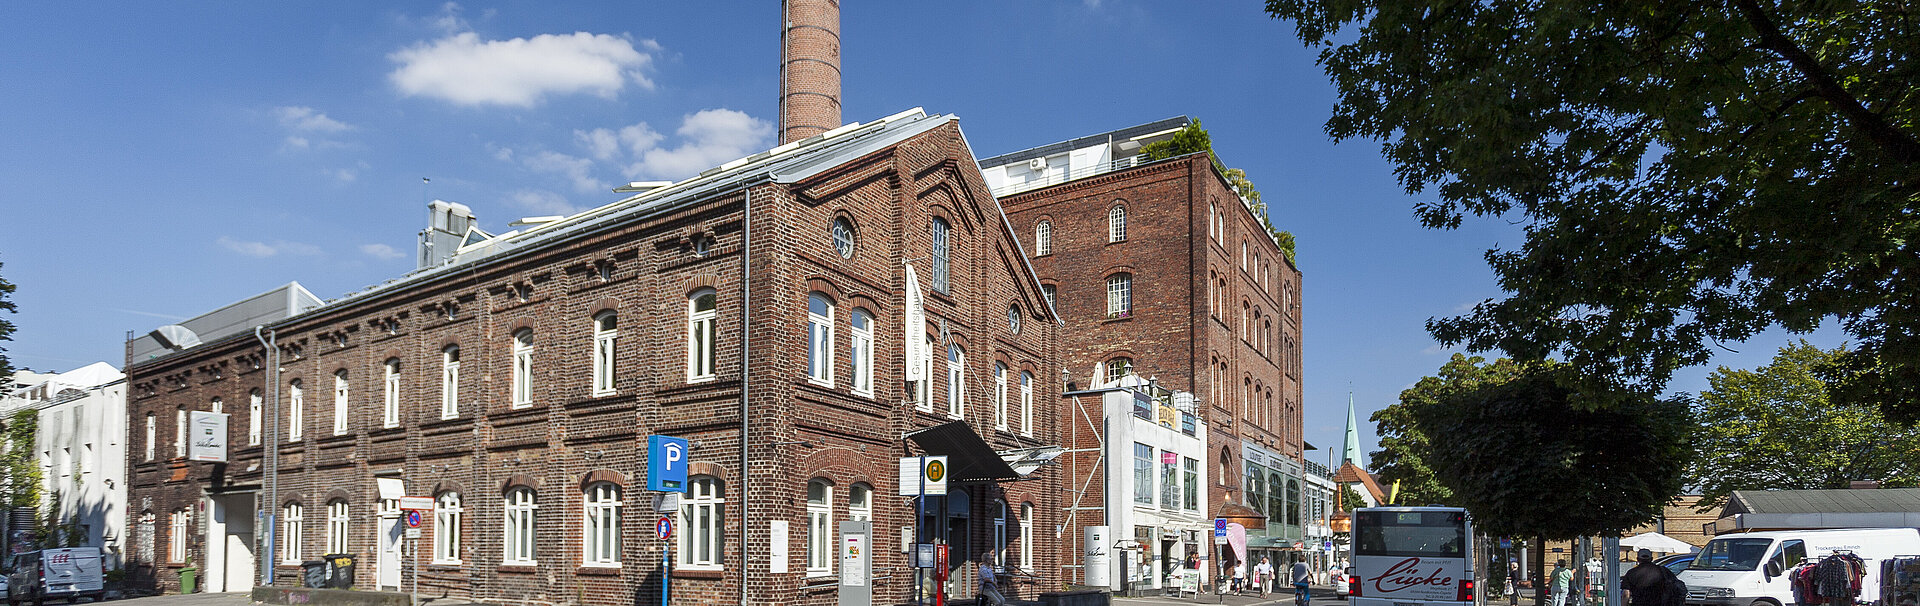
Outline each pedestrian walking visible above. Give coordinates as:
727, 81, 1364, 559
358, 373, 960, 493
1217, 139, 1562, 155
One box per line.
1551, 560, 1574, 606
1233, 562, 1248, 595
1623, 549, 1677, 606
978, 553, 1007, 606
1254, 557, 1275, 597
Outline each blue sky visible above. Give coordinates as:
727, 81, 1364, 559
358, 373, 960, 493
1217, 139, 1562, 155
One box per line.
0, 2, 1842, 467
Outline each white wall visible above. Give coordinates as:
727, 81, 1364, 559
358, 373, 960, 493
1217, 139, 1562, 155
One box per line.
1103, 387, 1209, 590
5, 364, 127, 568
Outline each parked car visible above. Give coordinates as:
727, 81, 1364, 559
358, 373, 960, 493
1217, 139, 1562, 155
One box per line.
1334, 567, 1358, 599
7, 548, 104, 605
1655, 554, 1694, 576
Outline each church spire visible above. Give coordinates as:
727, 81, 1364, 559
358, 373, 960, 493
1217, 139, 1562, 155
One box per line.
1341, 392, 1362, 466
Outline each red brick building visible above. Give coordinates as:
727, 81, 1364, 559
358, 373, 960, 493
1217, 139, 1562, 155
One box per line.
982, 117, 1307, 578
125, 110, 1065, 605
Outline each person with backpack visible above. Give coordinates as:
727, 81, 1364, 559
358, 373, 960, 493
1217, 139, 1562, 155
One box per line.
1624, 549, 1685, 606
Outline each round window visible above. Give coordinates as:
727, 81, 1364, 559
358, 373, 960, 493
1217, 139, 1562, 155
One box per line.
1008, 305, 1022, 334
832, 218, 856, 259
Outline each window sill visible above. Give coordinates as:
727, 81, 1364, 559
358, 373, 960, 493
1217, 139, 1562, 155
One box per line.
1103, 314, 1133, 324
576, 564, 622, 576
687, 376, 716, 385
807, 378, 835, 389
672, 567, 724, 580
590, 390, 617, 398
428, 561, 463, 569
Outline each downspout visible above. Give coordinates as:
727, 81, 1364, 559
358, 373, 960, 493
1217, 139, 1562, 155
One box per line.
737, 185, 754, 606
252, 326, 278, 586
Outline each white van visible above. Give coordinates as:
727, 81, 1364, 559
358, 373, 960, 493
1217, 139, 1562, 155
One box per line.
1680, 528, 1920, 606
6, 547, 104, 605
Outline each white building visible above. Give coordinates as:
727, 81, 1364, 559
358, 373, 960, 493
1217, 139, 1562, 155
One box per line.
1065, 379, 1210, 593
1, 362, 127, 566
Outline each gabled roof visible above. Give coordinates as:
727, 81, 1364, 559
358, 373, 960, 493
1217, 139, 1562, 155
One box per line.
1723, 488, 1920, 515
1332, 461, 1387, 504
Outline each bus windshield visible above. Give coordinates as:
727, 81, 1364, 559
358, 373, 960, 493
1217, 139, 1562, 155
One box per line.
1689, 538, 1772, 571
1355, 510, 1467, 558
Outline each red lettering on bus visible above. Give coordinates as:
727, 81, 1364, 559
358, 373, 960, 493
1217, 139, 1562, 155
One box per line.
1371, 557, 1456, 594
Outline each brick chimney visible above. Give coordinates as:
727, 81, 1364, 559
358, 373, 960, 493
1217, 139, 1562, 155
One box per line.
780, 0, 841, 144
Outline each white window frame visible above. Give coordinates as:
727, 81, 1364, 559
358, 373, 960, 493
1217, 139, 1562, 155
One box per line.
510, 328, 533, 408
1106, 273, 1132, 318
916, 335, 935, 412
688, 289, 717, 382
1108, 205, 1127, 242
175, 407, 186, 457
441, 346, 460, 419
849, 308, 874, 397
583, 483, 622, 566
1133, 443, 1154, 505
1035, 220, 1052, 256
930, 218, 952, 293
287, 380, 304, 442
327, 500, 350, 554
849, 483, 871, 523
807, 293, 835, 386
169, 509, 189, 563
210, 397, 223, 413
946, 344, 965, 418
592, 312, 618, 395
503, 488, 537, 565
333, 370, 349, 435
1041, 284, 1056, 311
433, 492, 462, 564
993, 500, 1008, 565
249, 390, 262, 446
281, 503, 304, 564
383, 359, 400, 428
144, 414, 156, 461
993, 362, 1009, 431
1020, 503, 1035, 571
678, 476, 724, 570
1020, 371, 1035, 437
807, 479, 833, 576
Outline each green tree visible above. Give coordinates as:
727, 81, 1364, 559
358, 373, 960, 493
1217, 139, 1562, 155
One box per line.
1140, 120, 1220, 168
1370, 354, 1528, 507
1412, 362, 1693, 540
2, 410, 40, 510
1690, 341, 1920, 508
0, 260, 16, 378
1264, 0, 1920, 420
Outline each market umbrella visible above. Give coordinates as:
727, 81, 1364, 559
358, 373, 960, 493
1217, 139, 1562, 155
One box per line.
1618, 532, 1696, 553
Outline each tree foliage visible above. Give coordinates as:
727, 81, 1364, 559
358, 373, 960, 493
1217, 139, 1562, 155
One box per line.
2, 410, 39, 510
1141, 119, 1221, 168
1690, 341, 1920, 508
1265, 0, 1920, 420
1406, 357, 1693, 539
1372, 354, 1529, 507
0, 260, 15, 378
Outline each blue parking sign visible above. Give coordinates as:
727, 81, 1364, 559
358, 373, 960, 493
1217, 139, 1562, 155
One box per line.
648, 435, 689, 492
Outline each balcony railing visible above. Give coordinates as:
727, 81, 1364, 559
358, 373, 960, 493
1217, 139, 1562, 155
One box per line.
988, 155, 1155, 197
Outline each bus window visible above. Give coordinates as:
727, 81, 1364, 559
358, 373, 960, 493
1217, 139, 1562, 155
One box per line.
1354, 510, 1467, 558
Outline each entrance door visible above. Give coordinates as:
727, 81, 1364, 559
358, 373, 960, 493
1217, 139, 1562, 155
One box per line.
206, 494, 256, 592
376, 499, 401, 590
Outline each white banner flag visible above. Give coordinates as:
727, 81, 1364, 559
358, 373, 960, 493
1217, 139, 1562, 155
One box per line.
904, 264, 926, 382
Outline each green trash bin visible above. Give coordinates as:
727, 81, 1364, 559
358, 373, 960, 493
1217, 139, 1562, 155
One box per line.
179, 567, 198, 594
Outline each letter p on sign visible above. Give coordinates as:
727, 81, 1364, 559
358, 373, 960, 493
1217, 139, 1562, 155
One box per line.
648, 435, 690, 492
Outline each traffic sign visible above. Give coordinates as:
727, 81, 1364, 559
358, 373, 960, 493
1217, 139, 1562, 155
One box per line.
656, 516, 674, 540
1214, 518, 1228, 537
648, 435, 689, 492
895, 456, 949, 496
404, 510, 422, 528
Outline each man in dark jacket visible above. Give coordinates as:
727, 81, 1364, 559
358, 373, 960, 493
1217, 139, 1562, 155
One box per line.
1623, 549, 1675, 606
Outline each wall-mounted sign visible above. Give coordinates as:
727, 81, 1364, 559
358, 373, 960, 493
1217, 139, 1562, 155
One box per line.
187, 411, 228, 463
896, 456, 948, 496
647, 435, 689, 492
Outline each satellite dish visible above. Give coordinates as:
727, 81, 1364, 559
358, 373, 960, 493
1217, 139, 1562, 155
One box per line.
149, 325, 202, 351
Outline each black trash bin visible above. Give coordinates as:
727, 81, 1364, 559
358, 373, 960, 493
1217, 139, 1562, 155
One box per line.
323, 554, 356, 589
301, 560, 327, 588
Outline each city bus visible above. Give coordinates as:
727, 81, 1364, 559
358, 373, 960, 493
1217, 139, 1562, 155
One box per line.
1350, 506, 1476, 606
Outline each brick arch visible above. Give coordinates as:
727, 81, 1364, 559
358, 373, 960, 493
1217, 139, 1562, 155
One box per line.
505, 317, 536, 334
380, 348, 404, 362
280, 492, 307, 508
796, 446, 885, 494
682, 273, 723, 294
438, 338, 462, 352
500, 474, 540, 493
804, 278, 845, 303
687, 461, 731, 484
323, 487, 354, 503
945, 331, 972, 351
1101, 265, 1138, 280
579, 468, 628, 490
845, 293, 883, 313
590, 297, 622, 316
430, 479, 469, 497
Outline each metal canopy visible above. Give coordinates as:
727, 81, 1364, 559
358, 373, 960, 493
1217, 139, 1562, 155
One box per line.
905, 421, 1053, 483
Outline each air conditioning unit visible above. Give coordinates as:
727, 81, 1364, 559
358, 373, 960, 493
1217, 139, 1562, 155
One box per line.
1028, 157, 1048, 172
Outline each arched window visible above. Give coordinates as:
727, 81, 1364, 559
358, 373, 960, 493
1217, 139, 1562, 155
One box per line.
993, 362, 1009, 430
1108, 205, 1127, 242
287, 379, 304, 441
687, 289, 717, 381
326, 500, 350, 554
441, 345, 460, 419
832, 217, 857, 259
679, 476, 725, 570
510, 328, 533, 407
849, 308, 874, 396
1034, 220, 1052, 256
916, 335, 936, 411
1019, 503, 1035, 570
382, 359, 401, 428
1105, 357, 1133, 387
593, 311, 618, 395
583, 482, 622, 565
333, 369, 350, 435
249, 389, 263, 445
947, 343, 966, 418
1019, 370, 1034, 436
848, 483, 872, 522
503, 488, 537, 565
930, 217, 952, 293
281, 502, 304, 564
806, 479, 834, 575
433, 492, 463, 564
175, 406, 187, 458
806, 292, 835, 386
1209, 203, 1218, 242
1041, 284, 1056, 310
144, 413, 156, 461
1106, 273, 1132, 318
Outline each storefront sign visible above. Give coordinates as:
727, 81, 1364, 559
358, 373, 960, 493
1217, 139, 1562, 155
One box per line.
187, 411, 228, 462
1084, 526, 1111, 587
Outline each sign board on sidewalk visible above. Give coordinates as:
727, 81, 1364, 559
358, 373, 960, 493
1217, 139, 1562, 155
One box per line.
839, 521, 873, 606
896, 456, 948, 496
647, 435, 689, 492
398, 496, 433, 511
187, 411, 229, 463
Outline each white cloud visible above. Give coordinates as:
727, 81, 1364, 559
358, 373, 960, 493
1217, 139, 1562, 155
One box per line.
218, 237, 322, 258
520, 150, 604, 193
360, 243, 405, 260
388, 31, 657, 107
625, 109, 773, 179
506, 189, 580, 216
275, 106, 353, 133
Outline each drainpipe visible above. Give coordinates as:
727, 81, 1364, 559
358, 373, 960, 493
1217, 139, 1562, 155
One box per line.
252, 326, 278, 587
737, 185, 754, 606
